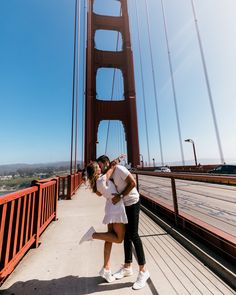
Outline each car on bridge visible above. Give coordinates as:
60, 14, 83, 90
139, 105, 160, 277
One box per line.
208, 164, 236, 175
154, 166, 171, 173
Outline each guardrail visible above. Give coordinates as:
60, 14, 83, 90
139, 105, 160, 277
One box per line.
58, 173, 82, 199
67, 173, 82, 199
135, 171, 236, 264
0, 187, 38, 284
0, 173, 82, 284
31, 178, 59, 247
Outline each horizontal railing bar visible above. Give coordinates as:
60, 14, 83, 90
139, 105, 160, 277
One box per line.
0, 187, 38, 205
134, 171, 236, 185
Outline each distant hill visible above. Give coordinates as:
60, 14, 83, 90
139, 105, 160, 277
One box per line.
0, 161, 83, 175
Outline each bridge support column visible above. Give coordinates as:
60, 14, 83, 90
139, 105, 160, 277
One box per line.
85, 0, 140, 167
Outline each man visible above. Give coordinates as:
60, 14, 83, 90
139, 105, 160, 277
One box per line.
96, 155, 150, 290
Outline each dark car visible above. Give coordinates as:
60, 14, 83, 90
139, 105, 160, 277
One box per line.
208, 164, 236, 175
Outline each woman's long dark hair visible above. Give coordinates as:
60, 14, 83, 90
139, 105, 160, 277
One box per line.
86, 162, 99, 192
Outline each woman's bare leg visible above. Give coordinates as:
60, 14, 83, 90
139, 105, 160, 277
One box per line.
93, 223, 126, 244
104, 224, 113, 270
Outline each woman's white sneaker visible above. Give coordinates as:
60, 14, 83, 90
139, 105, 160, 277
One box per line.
132, 270, 150, 290
113, 265, 133, 279
99, 268, 115, 283
79, 226, 95, 244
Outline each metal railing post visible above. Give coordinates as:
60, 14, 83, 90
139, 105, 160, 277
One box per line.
136, 173, 139, 192
67, 175, 72, 199
31, 180, 42, 248
171, 178, 179, 226
52, 177, 59, 221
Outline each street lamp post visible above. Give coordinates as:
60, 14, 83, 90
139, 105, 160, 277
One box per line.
139, 154, 144, 169
184, 139, 198, 166
152, 158, 155, 167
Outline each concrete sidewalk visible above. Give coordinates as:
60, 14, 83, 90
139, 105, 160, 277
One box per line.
0, 184, 235, 295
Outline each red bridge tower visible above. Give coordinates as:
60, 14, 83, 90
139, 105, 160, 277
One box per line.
85, 0, 140, 167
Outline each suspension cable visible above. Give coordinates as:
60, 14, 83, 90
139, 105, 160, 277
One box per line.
104, 8, 122, 155
190, 0, 224, 164
81, 0, 87, 167
119, 73, 126, 154
134, 0, 151, 166
160, 0, 185, 165
74, 0, 81, 173
70, 0, 79, 174
144, 0, 164, 166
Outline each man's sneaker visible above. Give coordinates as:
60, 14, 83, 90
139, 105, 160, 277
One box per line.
132, 270, 150, 290
113, 265, 133, 279
99, 268, 115, 283
79, 226, 95, 244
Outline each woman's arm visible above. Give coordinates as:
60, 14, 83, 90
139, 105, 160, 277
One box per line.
104, 163, 116, 180
96, 175, 116, 200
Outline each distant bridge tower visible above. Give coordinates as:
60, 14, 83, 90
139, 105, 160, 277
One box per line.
85, 0, 140, 167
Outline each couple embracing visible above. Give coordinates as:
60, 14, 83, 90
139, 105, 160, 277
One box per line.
79, 155, 150, 290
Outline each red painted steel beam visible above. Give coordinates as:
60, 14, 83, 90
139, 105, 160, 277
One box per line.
93, 14, 124, 32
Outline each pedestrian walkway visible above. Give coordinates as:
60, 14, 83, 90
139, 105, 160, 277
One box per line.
0, 184, 235, 295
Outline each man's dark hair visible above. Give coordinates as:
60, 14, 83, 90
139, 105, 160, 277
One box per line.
96, 155, 110, 163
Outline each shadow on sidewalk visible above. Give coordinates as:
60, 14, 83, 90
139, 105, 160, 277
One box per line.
0, 275, 133, 295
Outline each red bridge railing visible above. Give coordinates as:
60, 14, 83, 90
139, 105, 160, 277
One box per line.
58, 173, 82, 199
135, 171, 236, 264
0, 187, 38, 283
0, 173, 82, 284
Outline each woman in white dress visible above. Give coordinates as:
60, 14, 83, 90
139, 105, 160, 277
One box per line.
79, 161, 128, 282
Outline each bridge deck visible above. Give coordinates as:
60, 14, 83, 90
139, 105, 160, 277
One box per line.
0, 185, 235, 295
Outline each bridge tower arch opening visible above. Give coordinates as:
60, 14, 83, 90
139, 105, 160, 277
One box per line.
96, 67, 124, 101
85, 0, 140, 167
96, 120, 127, 160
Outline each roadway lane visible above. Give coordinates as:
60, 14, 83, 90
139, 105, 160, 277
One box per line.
138, 175, 236, 237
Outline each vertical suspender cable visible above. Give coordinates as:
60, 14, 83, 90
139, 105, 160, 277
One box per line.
104, 65, 118, 154
70, 0, 78, 174
190, 0, 224, 164
116, 70, 125, 155
118, 74, 126, 154
81, 0, 87, 167
104, 67, 117, 154
74, 0, 81, 173
160, 0, 185, 165
144, 0, 164, 166
105, 7, 122, 155
134, 0, 151, 166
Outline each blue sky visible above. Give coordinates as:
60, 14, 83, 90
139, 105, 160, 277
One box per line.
1, 0, 236, 166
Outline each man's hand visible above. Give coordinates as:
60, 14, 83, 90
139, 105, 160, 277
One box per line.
118, 154, 126, 161
110, 160, 118, 167
112, 194, 121, 204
